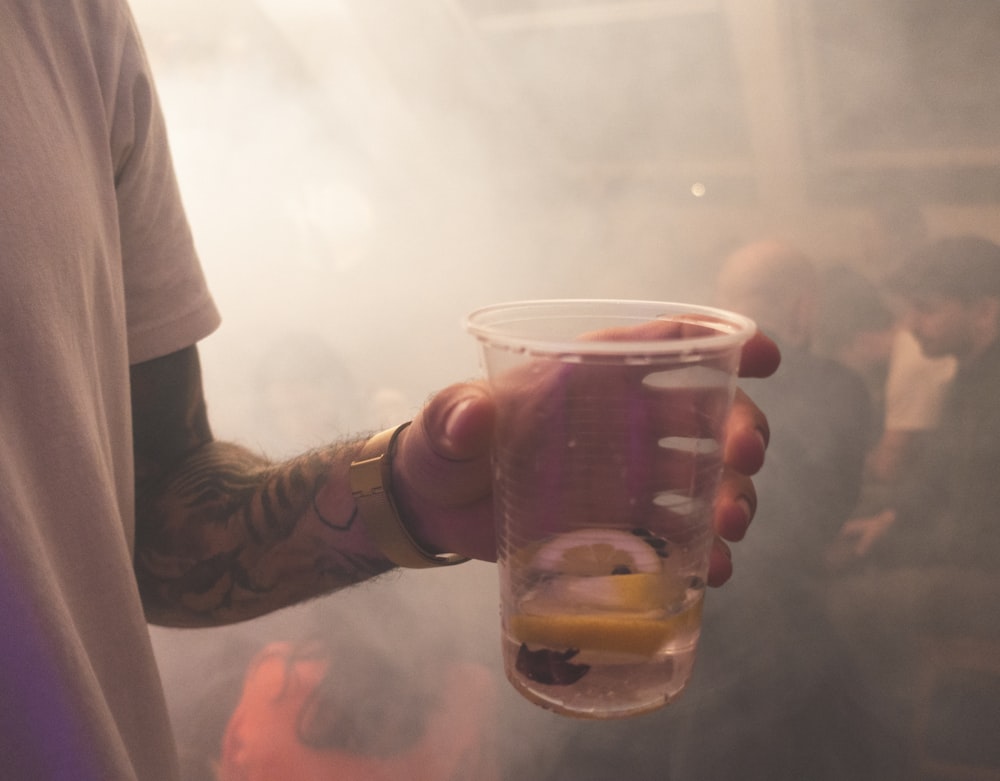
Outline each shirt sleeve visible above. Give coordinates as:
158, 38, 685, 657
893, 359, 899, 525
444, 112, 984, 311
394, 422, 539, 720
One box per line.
110, 8, 221, 364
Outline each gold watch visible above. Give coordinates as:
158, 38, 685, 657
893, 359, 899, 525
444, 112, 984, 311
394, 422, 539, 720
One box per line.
349, 422, 469, 569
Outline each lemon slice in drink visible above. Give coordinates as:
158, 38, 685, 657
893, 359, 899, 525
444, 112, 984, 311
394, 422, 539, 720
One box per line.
511, 611, 668, 657
541, 573, 665, 612
511, 610, 687, 658
530, 528, 662, 576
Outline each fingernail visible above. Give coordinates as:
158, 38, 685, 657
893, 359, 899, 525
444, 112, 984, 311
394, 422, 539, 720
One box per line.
738, 494, 754, 521
444, 397, 474, 449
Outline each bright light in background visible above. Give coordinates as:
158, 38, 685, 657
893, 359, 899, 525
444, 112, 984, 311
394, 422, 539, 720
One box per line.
691, 181, 707, 198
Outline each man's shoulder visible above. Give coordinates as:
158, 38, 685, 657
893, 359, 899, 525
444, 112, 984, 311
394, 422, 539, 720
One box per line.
775, 347, 871, 404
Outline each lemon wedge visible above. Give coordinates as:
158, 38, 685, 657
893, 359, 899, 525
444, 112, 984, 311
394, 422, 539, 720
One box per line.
511, 609, 696, 658
511, 611, 668, 656
530, 528, 662, 576
540, 573, 666, 612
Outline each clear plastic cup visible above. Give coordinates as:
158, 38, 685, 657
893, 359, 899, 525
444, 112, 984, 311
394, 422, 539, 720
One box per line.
467, 300, 756, 719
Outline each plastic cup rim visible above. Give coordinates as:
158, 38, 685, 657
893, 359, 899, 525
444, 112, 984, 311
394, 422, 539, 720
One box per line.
465, 299, 756, 357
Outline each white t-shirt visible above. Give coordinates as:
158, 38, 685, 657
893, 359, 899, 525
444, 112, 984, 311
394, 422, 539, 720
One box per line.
0, 2, 220, 778
884, 328, 956, 432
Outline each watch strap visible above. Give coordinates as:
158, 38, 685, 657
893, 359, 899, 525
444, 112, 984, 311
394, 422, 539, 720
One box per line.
349, 422, 469, 569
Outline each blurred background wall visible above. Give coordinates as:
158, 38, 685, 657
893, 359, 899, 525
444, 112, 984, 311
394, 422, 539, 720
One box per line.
128, 0, 1000, 450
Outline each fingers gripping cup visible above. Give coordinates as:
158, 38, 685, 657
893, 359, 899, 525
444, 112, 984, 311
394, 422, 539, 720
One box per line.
467, 300, 756, 719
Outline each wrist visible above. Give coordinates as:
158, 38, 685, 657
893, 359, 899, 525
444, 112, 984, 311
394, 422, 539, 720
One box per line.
349, 423, 468, 569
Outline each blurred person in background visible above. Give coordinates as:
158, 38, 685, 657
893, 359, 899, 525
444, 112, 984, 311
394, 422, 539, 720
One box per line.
860, 201, 957, 490
834, 235, 1000, 569
214, 595, 499, 781
817, 208, 956, 570
830, 234, 1000, 774
218, 643, 496, 781
714, 241, 876, 547
682, 240, 884, 780
0, 2, 780, 779
813, 262, 896, 431
811, 263, 902, 567
540, 240, 883, 781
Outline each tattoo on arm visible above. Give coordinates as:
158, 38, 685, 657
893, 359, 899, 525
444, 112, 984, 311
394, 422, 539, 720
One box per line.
131, 346, 390, 627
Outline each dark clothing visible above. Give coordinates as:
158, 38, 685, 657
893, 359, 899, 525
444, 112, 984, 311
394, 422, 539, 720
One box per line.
884, 336, 1000, 571
825, 335, 1000, 779
740, 344, 875, 576
666, 345, 880, 781
545, 344, 881, 781
931, 336, 1000, 568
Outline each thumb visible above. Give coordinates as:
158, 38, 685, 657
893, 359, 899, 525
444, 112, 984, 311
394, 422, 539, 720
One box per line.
416, 381, 495, 465
390, 382, 497, 561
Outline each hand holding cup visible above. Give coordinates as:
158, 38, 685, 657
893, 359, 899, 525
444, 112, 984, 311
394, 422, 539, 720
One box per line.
393, 301, 777, 718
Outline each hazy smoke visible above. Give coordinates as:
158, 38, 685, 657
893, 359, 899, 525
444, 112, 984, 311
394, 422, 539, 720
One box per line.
133, 1, 1000, 778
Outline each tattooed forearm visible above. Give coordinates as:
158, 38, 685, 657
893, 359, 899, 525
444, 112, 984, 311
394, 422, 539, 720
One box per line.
136, 441, 393, 627
130, 346, 392, 628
